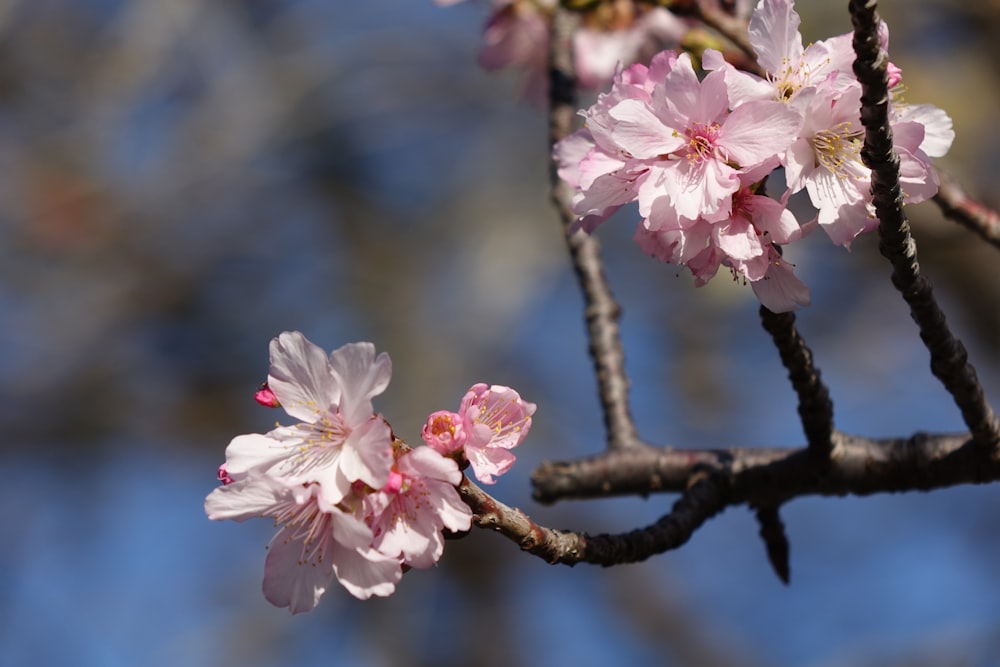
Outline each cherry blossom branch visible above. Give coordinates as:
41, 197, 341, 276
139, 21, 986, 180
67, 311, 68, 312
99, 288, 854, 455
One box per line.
476, 429, 1000, 567
850, 0, 1000, 451
459, 472, 728, 565
758, 305, 836, 458
677, 0, 756, 63
548, 7, 641, 450
531, 430, 999, 507
933, 170, 1000, 251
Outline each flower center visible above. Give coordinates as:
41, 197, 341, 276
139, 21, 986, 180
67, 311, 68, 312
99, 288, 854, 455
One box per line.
685, 123, 723, 164
271, 492, 334, 566
428, 414, 456, 438
809, 121, 864, 179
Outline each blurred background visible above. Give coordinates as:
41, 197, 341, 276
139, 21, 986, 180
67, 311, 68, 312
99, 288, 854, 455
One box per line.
2, 1, 1000, 665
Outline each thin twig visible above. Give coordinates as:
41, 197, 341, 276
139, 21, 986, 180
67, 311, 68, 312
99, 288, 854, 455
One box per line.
548, 7, 640, 449
850, 0, 1000, 451
933, 170, 1000, 251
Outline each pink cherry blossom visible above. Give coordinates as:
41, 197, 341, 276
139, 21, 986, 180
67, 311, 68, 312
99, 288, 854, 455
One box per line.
458, 383, 536, 484
704, 0, 856, 107
421, 410, 467, 455
634, 169, 808, 311
422, 384, 536, 483
554, 52, 676, 232
364, 446, 473, 569
205, 474, 402, 613
608, 51, 801, 224
221, 331, 394, 506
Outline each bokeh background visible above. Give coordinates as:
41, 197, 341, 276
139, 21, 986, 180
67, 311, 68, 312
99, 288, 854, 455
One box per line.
3, 1, 1000, 665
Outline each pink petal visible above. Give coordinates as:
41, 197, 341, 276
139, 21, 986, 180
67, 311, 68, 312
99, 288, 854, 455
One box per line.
748, 0, 804, 75
608, 99, 685, 158
719, 101, 802, 168
467, 444, 517, 485
746, 194, 801, 244
337, 416, 393, 492
751, 256, 811, 312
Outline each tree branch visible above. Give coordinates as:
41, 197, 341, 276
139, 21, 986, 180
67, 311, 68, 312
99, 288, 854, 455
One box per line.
759, 305, 836, 458
754, 504, 790, 584
460, 471, 728, 565
850, 0, 1000, 451
532, 430, 999, 506
474, 428, 1000, 566
933, 169, 1000, 252
548, 7, 641, 450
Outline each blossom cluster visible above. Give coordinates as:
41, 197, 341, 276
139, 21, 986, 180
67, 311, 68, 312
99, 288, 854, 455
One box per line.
554, 0, 954, 312
205, 331, 535, 613
436, 0, 691, 98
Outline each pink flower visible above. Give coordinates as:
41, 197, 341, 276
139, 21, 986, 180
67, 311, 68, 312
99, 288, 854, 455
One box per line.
421, 410, 466, 455
458, 383, 536, 484
704, 0, 856, 107
205, 474, 402, 613
221, 331, 394, 506
610, 51, 801, 224
554, 53, 675, 232
364, 447, 473, 569
634, 169, 809, 311
423, 383, 536, 484
783, 85, 942, 247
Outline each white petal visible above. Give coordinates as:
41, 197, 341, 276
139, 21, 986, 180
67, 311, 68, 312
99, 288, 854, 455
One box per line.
328, 342, 392, 426
262, 526, 333, 614
268, 331, 338, 423
204, 474, 281, 521
331, 544, 401, 600
748, 0, 804, 75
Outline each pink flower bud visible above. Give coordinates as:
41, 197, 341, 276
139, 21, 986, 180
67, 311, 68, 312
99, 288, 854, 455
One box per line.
887, 62, 903, 89
254, 382, 281, 408
421, 410, 466, 454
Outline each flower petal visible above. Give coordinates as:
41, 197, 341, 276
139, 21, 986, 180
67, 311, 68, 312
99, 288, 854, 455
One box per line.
608, 99, 685, 158
328, 342, 392, 426
262, 525, 334, 614
268, 331, 338, 423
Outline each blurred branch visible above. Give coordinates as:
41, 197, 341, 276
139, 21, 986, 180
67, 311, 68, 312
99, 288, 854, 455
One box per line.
850, 0, 1000, 451
548, 7, 641, 450
934, 170, 1000, 251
